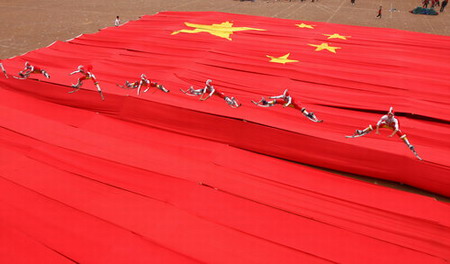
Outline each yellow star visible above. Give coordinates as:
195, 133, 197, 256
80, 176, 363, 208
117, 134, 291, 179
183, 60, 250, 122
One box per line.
266, 53, 299, 64
323, 33, 350, 40
296, 23, 315, 29
171, 21, 265, 40
308, 43, 341, 53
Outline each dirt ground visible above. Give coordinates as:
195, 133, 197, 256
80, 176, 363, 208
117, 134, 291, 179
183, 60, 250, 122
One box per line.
0, 0, 448, 201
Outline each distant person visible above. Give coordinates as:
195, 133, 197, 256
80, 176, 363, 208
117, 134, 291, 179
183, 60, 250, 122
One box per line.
440, 0, 448, 11
423, 0, 429, 8
115, 16, 120, 27
376, 6, 382, 18
432, 0, 440, 7
431, 0, 437, 7
351, 0, 355, 5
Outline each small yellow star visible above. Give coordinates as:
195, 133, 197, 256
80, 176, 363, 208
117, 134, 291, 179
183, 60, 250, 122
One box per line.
172, 21, 265, 40
308, 43, 341, 53
323, 33, 350, 40
266, 53, 299, 64
296, 23, 315, 29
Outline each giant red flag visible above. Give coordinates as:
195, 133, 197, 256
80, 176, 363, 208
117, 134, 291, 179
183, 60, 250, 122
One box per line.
0, 11, 449, 263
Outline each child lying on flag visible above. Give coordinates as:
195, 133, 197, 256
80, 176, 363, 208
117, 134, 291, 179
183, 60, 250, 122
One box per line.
116, 74, 169, 95
252, 89, 322, 123
346, 107, 421, 160
18, 61, 50, 79
181, 79, 241, 108
69, 65, 104, 100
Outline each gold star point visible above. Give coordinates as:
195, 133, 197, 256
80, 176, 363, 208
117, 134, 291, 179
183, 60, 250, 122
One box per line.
308, 43, 341, 53
172, 21, 265, 40
296, 23, 315, 29
323, 33, 350, 40
266, 53, 299, 64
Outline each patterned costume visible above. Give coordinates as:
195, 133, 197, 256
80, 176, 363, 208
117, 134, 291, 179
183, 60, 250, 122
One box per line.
69, 65, 104, 100
252, 89, 322, 122
183, 79, 240, 108
352, 107, 416, 152
18, 61, 50, 79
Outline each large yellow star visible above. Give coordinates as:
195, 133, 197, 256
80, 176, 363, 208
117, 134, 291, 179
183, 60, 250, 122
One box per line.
296, 23, 315, 29
323, 33, 350, 40
266, 53, 299, 64
308, 43, 341, 53
171, 21, 265, 40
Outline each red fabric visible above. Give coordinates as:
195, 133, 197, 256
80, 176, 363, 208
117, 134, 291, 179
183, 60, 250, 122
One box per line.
0, 11, 449, 263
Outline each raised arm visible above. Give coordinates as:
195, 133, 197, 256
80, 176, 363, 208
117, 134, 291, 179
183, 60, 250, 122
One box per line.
137, 80, 145, 95
388, 119, 399, 137
200, 85, 215, 101
375, 116, 385, 134
283, 96, 292, 107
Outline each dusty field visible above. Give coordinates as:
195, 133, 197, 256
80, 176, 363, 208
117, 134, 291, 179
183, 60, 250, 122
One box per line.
0, 0, 449, 59
0, 0, 448, 201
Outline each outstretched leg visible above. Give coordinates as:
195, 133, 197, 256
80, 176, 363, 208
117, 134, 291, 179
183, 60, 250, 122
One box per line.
94, 82, 105, 100
225, 97, 241, 108
400, 135, 422, 160
41, 70, 50, 79
18, 71, 30, 79
69, 79, 83, 93
301, 108, 323, 122
252, 97, 266, 106
180, 86, 204, 97
400, 134, 413, 149
346, 125, 373, 138
269, 89, 289, 99
252, 97, 275, 107
157, 84, 170, 93
181, 86, 194, 96
357, 125, 373, 135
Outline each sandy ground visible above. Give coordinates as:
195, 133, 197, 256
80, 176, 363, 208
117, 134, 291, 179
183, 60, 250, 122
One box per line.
0, 0, 448, 201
